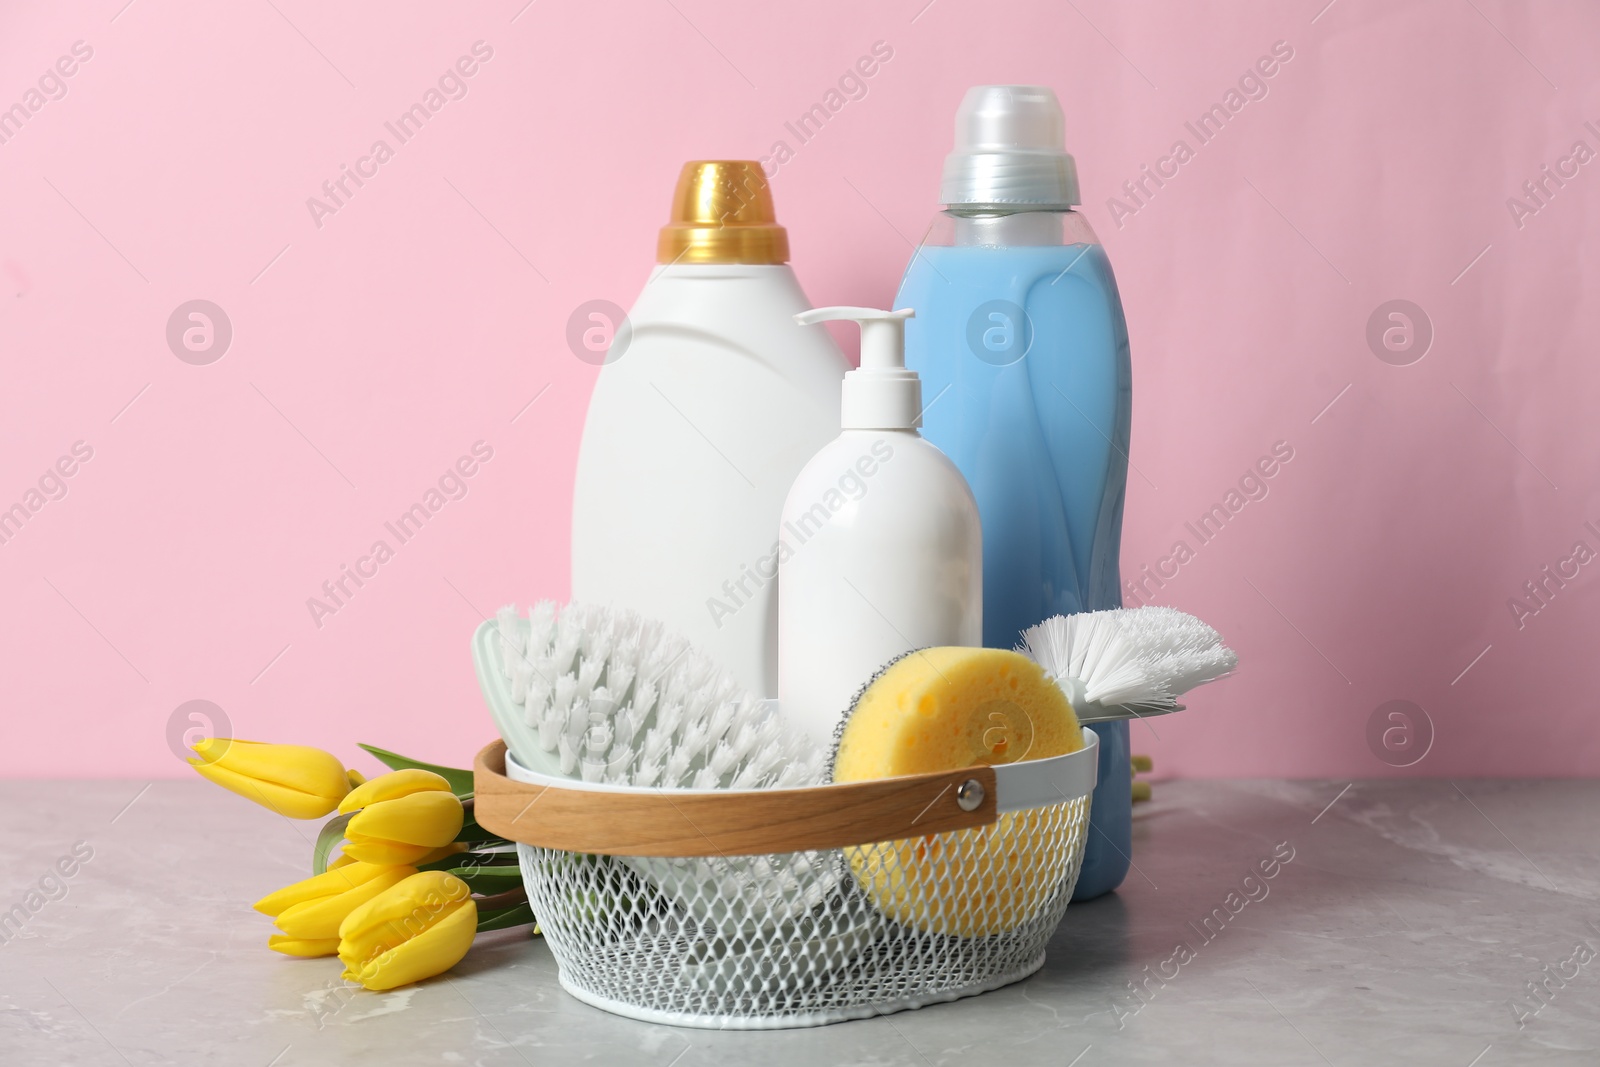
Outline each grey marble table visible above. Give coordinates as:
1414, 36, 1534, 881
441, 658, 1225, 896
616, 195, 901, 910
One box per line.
2, 778, 1597, 1065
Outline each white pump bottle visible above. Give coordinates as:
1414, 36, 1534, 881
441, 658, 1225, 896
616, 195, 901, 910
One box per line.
777, 306, 983, 748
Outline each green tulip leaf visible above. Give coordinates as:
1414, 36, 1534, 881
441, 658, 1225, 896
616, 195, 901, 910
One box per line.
419, 847, 518, 873
357, 744, 474, 797
449, 865, 526, 893
451, 806, 499, 844
312, 813, 354, 875
476, 901, 538, 933
464, 845, 521, 863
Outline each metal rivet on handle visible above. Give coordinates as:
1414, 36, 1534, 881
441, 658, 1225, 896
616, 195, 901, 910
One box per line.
957, 778, 985, 812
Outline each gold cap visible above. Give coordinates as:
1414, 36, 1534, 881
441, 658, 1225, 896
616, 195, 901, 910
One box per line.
657, 161, 790, 265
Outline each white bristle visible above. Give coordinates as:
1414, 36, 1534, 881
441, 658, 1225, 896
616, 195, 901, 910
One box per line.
656, 701, 685, 739
606, 662, 636, 701
705, 700, 736, 744
537, 713, 560, 753
658, 632, 688, 665
653, 671, 681, 708
551, 625, 581, 675
611, 708, 637, 751
731, 750, 772, 789
1107, 606, 1237, 695
754, 715, 784, 751
588, 685, 618, 720
496, 636, 518, 681
485, 601, 828, 798
1165, 649, 1237, 695
724, 721, 757, 765
775, 762, 808, 788
641, 726, 670, 763
758, 761, 788, 790
562, 701, 587, 742
575, 656, 603, 698
529, 599, 556, 638
509, 658, 532, 703
583, 628, 612, 665
708, 743, 739, 779
633, 755, 663, 787
696, 665, 725, 698
1020, 606, 1237, 712
679, 719, 710, 758
495, 605, 524, 655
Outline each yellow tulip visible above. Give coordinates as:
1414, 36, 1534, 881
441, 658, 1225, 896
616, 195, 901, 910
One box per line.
188, 739, 351, 819
330, 842, 465, 871
338, 770, 464, 865
414, 842, 469, 865
267, 935, 341, 958
253, 862, 418, 955
338, 871, 477, 990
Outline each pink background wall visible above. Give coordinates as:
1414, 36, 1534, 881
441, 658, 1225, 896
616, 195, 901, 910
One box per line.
1, 0, 1596, 780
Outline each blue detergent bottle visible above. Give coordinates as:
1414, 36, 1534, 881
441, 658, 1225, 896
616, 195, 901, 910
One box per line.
894, 85, 1133, 900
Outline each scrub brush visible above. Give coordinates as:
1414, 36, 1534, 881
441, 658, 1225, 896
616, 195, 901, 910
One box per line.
472, 602, 835, 938
1019, 605, 1237, 722
478, 601, 825, 790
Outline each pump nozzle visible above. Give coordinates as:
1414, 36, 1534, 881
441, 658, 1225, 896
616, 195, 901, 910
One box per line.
795, 306, 920, 431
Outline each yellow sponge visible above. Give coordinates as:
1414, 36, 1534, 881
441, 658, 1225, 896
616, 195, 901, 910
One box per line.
832, 647, 1086, 937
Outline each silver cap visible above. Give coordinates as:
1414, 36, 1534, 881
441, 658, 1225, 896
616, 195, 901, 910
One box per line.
938, 85, 1079, 209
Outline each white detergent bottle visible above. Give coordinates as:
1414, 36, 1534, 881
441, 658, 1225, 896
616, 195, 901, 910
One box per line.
778, 306, 983, 748
571, 162, 848, 698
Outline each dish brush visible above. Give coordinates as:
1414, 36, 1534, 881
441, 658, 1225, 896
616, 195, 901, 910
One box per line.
1019, 605, 1238, 721
477, 601, 825, 789
472, 601, 836, 937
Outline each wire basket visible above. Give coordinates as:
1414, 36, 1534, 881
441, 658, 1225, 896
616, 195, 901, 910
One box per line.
473, 728, 1098, 1029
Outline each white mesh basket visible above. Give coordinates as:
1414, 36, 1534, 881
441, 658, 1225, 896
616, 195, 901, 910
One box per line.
474, 728, 1098, 1029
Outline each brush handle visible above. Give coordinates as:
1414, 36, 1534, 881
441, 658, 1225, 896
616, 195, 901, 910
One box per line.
1074, 701, 1185, 724
473, 729, 1099, 858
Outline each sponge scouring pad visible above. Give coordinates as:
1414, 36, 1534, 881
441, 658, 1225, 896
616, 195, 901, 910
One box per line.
832, 647, 1086, 937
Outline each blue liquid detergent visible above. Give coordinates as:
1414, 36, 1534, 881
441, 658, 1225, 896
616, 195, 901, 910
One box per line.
896, 240, 1133, 900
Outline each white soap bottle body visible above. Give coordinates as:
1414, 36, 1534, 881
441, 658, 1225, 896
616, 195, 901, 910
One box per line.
571, 262, 847, 699
777, 428, 982, 748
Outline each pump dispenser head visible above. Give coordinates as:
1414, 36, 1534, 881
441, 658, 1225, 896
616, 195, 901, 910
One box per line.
795, 306, 919, 430
940, 85, 1079, 210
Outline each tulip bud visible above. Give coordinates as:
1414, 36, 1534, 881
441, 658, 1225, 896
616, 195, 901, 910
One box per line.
254, 861, 418, 955
338, 871, 477, 990
338, 770, 464, 865
188, 739, 351, 819
267, 935, 341, 958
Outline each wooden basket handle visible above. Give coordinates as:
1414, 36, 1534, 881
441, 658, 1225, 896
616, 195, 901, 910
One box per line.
473, 741, 999, 857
